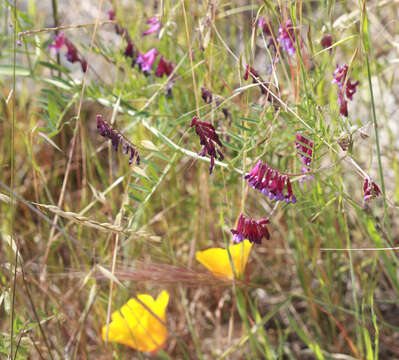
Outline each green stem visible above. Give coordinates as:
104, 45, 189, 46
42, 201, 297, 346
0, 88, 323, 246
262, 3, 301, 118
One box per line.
51, 0, 61, 73
365, 56, 392, 243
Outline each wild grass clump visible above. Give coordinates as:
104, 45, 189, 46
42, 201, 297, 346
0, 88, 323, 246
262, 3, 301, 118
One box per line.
1, 0, 399, 359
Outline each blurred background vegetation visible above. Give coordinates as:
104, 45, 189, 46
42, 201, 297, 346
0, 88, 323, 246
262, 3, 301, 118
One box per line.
1, 0, 399, 358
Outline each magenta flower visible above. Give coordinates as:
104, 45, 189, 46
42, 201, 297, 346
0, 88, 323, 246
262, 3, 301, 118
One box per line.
142, 17, 162, 36
321, 34, 333, 53
299, 166, 314, 183
231, 213, 270, 244
97, 115, 140, 165
363, 178, 381, 203
65, 39, 87, 72
258, 16, 272, 36
295, 133, 313, 166
244, 161, 296, 204
137, 48, 159, 74
332, 64, 359, 117
278, 20, 296, 56
49, 32, 66, 53
49, 33, 87, 72
190, 116, 224, 174
155, 56, 174, 77
108, 9, 116, 20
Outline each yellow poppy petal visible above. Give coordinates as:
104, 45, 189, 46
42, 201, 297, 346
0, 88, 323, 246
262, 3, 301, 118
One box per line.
102, 290, 169, 352
195, 240, 252, 279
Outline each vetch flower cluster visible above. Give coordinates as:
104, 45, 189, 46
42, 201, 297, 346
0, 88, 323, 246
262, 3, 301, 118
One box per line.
295, 133, 313, 166
108, 8, 174, 91
332, 64, 359, 117
231, 213, 270, 244
102, 290, 169, 352
363, 178, 381, 203
97, 115, 140, 165
49, 32, 87, 72
278, 20, 296, 56
245, 160, 296, 203
190, 116, 224, 174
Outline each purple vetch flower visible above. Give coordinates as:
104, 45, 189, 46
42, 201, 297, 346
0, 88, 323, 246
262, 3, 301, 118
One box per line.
49, 33, 87, 72
142, 17, 162, 36
231, 213, 270, 244
190, 116, 224, 174
332, 64, 359, 117
64, 39, 87, 72
321, 34, 333, 53
258, 16, 272, 36
244, 160, 296, 203
278, 20, 296, 56
299, 166, 314, 183
363, 178, 381, 203
49, 32, 66, 53
137, 48, 159, 74
295, 133, 313, 166
155, 56, 174, 77
96, 114, 140, 165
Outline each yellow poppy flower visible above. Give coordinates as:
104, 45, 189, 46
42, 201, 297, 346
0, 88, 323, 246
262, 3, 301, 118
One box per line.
195, 240, 252, 279
102, 290, 169, 353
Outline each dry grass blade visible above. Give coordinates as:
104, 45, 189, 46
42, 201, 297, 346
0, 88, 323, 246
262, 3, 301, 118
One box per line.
33, 203, 160, 241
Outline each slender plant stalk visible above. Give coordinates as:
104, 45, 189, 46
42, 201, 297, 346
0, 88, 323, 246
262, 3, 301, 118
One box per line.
10, 1, 17, 357
51, 0, 61, 72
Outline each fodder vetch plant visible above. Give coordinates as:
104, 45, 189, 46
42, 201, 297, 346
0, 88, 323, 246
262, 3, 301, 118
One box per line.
2, 0, 399, 359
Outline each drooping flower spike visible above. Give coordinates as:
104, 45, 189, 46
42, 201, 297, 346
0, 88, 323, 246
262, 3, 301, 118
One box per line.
231, 213, 270, 244
363, 178, 381, 203
196, 240, 252, 279
102, 290, 169, 352
244, 161, 296, 204
190, 116, 224, 174
97, 114, 140, 165
295, 133, 313, 166
332, 64, 359, 117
